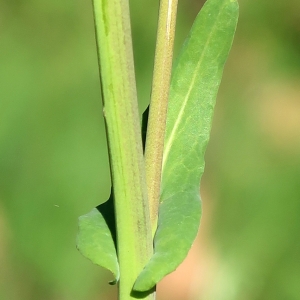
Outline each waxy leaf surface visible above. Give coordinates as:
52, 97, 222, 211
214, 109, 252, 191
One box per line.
76, 197, 119, 284
134, 0, 238, 291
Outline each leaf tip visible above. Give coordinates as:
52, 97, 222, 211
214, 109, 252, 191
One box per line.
133, 272, 156, 292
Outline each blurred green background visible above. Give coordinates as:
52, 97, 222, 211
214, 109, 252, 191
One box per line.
1, 0, 300, 299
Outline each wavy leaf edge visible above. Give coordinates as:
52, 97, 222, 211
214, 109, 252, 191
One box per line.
76, 198, 119, 285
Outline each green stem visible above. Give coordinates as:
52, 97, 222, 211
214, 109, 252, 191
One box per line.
92, 0, 154, 299
145, 0, 178, 233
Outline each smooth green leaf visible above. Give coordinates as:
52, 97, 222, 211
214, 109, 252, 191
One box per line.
134, 0, 238, 291
76, 199, 119, 284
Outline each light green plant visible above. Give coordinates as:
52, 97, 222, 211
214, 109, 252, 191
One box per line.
76, 0, 238, 299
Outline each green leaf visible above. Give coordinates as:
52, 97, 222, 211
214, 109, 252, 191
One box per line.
134, 0, 238, 291
76, 197, 119, 284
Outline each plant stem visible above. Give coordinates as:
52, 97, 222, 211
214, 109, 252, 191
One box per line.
92, 0, 154, 299
145, 0, 178, 233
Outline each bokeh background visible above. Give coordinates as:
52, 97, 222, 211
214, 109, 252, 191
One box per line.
1, 0, 300, 299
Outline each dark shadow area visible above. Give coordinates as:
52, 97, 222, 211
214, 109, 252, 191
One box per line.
96, 189, 117, 248
131, 286, 156, 299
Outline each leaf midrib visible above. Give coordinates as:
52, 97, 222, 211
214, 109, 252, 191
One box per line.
162, 1, 225, 174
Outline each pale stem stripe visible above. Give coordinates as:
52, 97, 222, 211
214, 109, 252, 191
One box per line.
145, 0, 178, 234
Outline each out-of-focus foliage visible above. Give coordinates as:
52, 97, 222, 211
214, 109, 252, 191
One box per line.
199, 0, 300, 299
0, 1, 112, 299
0, 0, 299, 299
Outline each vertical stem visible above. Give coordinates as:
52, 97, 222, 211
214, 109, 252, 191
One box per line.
145, 0, 178, 233
92, 0, 154, 299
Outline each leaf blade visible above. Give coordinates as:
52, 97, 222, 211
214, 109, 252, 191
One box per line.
134, 190, 200, 290
134, 0, 238, 291
76, 200, 119, 284
162, 0, 238, 191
